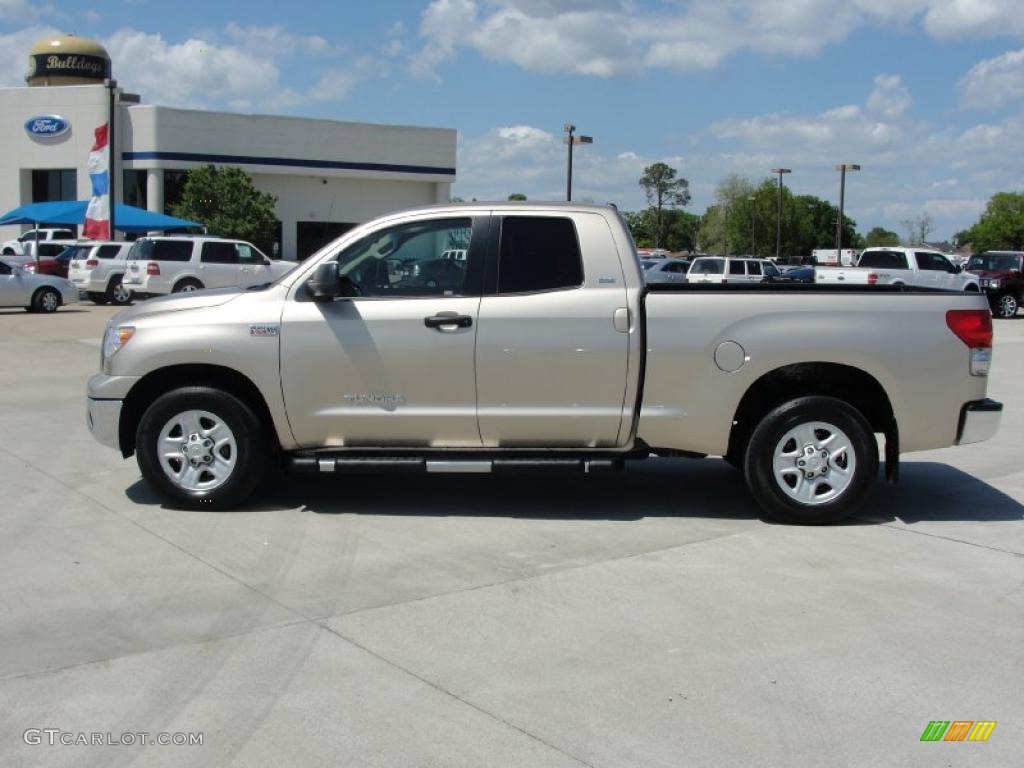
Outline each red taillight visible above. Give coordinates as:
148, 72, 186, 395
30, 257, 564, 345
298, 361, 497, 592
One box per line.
85, 259, 99, 267
946, 309, 992, 349
867, 273, 878, 285
146, 262, 160, 276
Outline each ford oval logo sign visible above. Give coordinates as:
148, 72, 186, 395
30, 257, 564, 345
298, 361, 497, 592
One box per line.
25, 115, 70, 138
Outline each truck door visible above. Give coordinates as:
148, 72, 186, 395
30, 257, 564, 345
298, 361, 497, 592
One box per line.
475, 212, 631, 448
280, 215, 486, 448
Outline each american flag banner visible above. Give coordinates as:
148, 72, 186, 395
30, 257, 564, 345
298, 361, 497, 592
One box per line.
82, 122, 110, 240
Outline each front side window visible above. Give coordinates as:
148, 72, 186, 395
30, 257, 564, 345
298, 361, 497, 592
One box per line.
748, 261, 763, 275
336, 217, 473, 297
236, 244, 264, 265
764, 263, 780, 277
497, 216, 583, 293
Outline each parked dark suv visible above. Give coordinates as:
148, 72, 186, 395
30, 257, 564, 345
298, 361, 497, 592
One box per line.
965, 251, 1024, 318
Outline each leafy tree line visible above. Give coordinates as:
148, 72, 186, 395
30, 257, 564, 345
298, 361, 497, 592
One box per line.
955, 192, 1024, 252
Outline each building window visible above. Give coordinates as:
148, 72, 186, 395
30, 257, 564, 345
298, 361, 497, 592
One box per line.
296, 221, 357, 261
123, 170, 147, 209
31, 169, 77, 203
163, 170, 188, 214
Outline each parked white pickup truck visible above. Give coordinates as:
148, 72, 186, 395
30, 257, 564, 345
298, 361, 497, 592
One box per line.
1, 227, 76, 257
86, 203, 1002, 523
815, 247, 981, 292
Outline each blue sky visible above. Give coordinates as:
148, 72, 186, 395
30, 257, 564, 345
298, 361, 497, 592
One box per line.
3, 0, 1023, 240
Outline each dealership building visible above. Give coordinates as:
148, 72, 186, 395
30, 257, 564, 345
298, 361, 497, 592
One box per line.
0, 34, 456, 260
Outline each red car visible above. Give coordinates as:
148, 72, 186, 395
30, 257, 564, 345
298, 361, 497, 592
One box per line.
21, 246, 82, 279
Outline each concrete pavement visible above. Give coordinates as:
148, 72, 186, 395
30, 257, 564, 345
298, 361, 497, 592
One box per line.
0, 303, 1021, 767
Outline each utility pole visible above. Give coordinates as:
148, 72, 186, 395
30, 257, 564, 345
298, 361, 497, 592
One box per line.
770, 168, 791, 261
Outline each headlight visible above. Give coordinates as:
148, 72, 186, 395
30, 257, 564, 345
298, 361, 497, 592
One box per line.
102, 324, 135, 361
988, 278, 1000, 289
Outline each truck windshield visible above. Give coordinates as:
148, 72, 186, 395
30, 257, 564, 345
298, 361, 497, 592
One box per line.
967, 252, 1022, 271
690, 258, 725, 274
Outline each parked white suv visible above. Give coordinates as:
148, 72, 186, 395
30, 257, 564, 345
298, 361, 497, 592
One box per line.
686, 256, 772, 284
68, 241, 134, 305
1, 227, 76, 257
122, 236, 294, 297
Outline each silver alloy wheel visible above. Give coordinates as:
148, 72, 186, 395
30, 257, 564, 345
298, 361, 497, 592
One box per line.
772, 420, 856, 506
157, 409, 237, 492
111, 281, 131, 303
998, 294, 1017, 318
40, 290, 58, 312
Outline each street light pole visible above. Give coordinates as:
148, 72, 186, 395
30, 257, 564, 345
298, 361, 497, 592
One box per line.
770, 168, 791, 262
835, 163, 860, 260
563, 123, 593, 202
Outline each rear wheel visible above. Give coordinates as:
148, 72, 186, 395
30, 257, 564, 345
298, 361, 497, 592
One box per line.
87, 291, 109, 305
30, 287, 61, 313
994, 292, 1018, 319
136, 387, 266, 509
106, 275, 132, 305
744, 396, 877, 524
173, 279, 203, 293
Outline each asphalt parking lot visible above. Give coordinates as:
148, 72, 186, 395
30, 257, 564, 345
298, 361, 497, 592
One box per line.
1, 301, 1021, 767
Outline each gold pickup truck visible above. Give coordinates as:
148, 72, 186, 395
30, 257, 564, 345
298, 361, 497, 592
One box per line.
86, 203, 1002, 523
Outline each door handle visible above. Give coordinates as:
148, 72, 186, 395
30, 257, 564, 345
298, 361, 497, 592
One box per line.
424, 313, 472, 330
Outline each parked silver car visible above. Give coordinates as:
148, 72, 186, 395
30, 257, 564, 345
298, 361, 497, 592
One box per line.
0, 257, 79, 312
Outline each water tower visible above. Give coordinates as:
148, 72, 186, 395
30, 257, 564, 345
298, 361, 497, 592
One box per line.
26, 34, 111, 87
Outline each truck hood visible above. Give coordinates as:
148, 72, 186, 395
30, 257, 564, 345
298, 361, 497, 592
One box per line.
113, 287, 244, 323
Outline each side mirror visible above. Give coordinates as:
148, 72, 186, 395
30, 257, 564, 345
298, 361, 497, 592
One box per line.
307, 261, 342, 301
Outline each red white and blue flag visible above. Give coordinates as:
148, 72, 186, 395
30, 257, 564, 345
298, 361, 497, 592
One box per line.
82, 122, 110, 240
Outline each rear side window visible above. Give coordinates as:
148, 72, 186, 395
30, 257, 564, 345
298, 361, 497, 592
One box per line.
129, 240, 193, 261
96, 245, 122, 259
498, 217, 583, 293
729, 260, 745, 275
201, 242, 238, 264
859, 250, 908, 269
53, 229, 74, 240
691, 258, 724, 274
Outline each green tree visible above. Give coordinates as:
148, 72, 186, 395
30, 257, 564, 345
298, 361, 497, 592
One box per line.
507, 192, 527, 201
625, 208, 700, 252
172, 165, 278, 255
638, 162, 691, 248
864, 226, 900, 247
957, 192, 1024, 251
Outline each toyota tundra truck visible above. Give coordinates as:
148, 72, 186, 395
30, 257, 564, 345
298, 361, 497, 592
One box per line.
86, 203, 1002, 523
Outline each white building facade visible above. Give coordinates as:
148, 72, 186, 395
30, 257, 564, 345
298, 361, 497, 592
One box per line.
1, 81, 455, 260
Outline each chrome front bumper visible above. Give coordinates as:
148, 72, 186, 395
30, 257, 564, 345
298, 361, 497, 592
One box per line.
956, 399, 1003, 445
86, 397, 122, 451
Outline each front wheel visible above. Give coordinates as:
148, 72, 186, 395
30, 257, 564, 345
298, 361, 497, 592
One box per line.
993, 292, 1018, 319
744, 396, 878, 524
30, 287, 61, 313
135, 387, 266, 509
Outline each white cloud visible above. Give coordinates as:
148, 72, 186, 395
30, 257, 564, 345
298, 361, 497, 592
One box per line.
959, 48, 1024, 109
412, 0, 1024, 80
0, 25, 59, 85
223, 22, 337, 57
867, 74, 912, 118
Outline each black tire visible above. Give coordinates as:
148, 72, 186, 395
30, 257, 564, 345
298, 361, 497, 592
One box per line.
30, 287, 61, 313
87, 291, 109, 305
743, 396, 878, 524
173, 279, 203, 293
993, 292, 1018, 319
1, 248, 14, 255
136, 387, 266, 509
965, 283, 980, 293
105, 274, 132, 305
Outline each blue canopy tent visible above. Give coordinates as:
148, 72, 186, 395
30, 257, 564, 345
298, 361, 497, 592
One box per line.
0, 200, 201, 232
